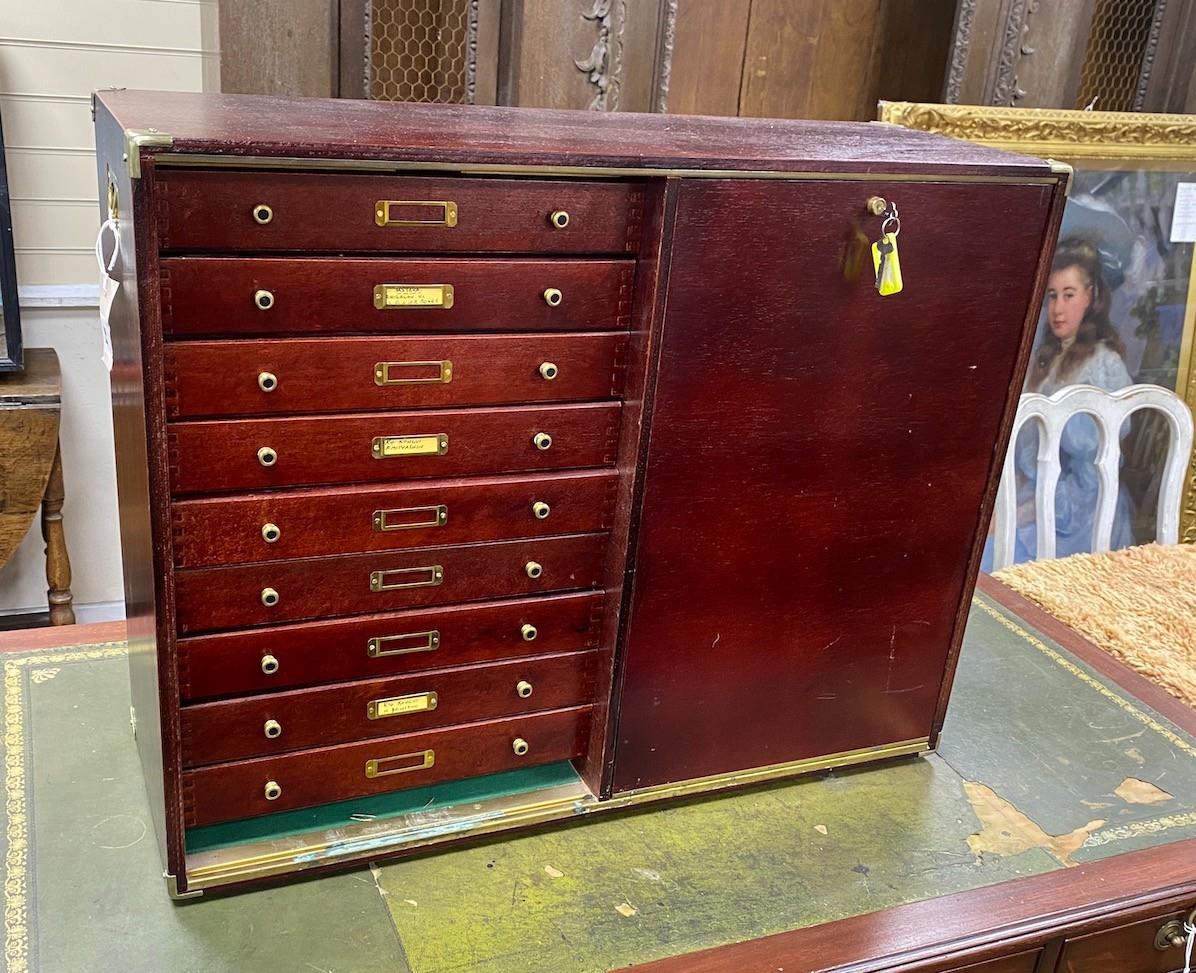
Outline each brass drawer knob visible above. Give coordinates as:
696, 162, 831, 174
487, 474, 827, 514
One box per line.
264, 780, 282, 800
524, 561, 543, 579
516, 680, 534, 699
257, 371, 278, 392
254, 289, 275, 310
532, 432, 552, 451
261, 522, 281, 543
261, 587, 280, 607
538, 361, 559, 381
257, 446, 278, 467
531, 501, 550, 520
520, 623, 538, 642
512, 738, 529, 756
252, 203, 274, 224
263, 719, 282, 739
543, 287, 563, 307
549, 210, 570, 229
260, 654, 280, 675
866, 195, 888, 216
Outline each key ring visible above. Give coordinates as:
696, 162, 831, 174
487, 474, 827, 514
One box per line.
881, 203, 900, 238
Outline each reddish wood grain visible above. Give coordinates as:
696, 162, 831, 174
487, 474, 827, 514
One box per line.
611, 177, 1053, 792
178, 590, 603, 701
159, 256, 635, 336
157, 169, 644, 254
97, 89, 1051, 177
174, 532, 609, 633
183, 705, 592, 826
167, 402, 621, 494
181, 649, 597, 766
163, 332, 628, 418
171, 469, 618, 567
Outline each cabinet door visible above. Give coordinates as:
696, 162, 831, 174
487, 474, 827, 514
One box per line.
611, 177, 1054, 792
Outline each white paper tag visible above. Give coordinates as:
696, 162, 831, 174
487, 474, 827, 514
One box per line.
1170, 183, 1196, 243
95, 219, 120, 371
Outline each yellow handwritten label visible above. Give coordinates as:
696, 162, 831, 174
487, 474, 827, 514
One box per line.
375, 435, 445, 458
373, 284, 453, 308
371, 693, 436, 719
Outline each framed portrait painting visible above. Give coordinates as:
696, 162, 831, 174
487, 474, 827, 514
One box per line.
879, 102, 1196, 551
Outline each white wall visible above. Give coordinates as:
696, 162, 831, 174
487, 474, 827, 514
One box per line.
0, 0, 219, 618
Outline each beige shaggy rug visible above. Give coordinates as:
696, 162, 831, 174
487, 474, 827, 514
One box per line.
994, 543, 1196, 710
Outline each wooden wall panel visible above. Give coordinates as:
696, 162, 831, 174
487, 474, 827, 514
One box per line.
500, 0, 663, 111
219, 0, 336, 97
659, 1, 750, 116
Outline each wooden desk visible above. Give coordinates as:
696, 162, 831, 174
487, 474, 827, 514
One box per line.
0, 348, 74, 625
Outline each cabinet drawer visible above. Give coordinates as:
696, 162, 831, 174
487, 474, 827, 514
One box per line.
156, 170, 643, 254
181, 649, 597, 766
163, 333, 626, 418
946, 953, 1040, 973
178, 591, 603, 701
175, 532, 608, 633
159, 257, 634, 336
183, 705, 593, 827
168, 402, 620, 494
1058, 909, 1196, 972
172, 470, 618, 567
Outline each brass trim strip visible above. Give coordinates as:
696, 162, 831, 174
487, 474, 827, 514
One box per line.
183, 737, 928, 890
149, 152, 1059, 185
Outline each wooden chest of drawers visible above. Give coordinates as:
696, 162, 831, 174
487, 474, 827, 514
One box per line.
94, 90, 1068, 896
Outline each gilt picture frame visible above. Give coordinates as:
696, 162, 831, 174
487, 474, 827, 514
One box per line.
879, 102, 1196, 547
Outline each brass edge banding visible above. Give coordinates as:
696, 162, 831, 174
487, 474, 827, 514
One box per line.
164, 871, 203, 900
1045, 159, 1075, 198
123, 128, 175, 180
150, 152, 1056, 185
182, 738, 928, 890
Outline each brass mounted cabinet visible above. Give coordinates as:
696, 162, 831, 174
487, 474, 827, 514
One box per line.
94, 89, 1065, 897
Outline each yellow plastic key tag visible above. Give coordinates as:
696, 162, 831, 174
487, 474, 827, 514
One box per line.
871, 231, 903, 296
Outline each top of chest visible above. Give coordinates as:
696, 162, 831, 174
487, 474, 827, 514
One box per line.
96, 89, 1050, 180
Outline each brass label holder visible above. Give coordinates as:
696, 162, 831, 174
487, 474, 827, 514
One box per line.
371, 434, 448, 459
373, 504, 448, 532
369, 565, 444, 592
375, 200, 458, 227
367, 691, 438, 720
365, 749, 436, 779
374, 360, 453, 386
367, 629, 441, 657
373, 284, 454, 309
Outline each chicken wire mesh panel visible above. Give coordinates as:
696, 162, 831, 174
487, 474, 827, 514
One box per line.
369, 0, 474, 103
1075, 0, 1161, 111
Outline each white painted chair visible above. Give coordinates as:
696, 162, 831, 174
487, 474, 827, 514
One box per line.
991, 384, 1194, 570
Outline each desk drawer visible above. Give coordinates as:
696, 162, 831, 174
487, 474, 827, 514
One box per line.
1058, 909, 1196, 972
156, 170, 643, 254
177, 591, 603, 701
183, 705, 592, 827
168, 402, 621, 494
160, 257, 634, 336
163, 333, 627, 418
174, 532, 608, 633
181, 649, 597, 766
172, 470, 618, 567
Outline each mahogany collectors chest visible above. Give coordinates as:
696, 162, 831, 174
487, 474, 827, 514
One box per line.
93, 90, 1068, 896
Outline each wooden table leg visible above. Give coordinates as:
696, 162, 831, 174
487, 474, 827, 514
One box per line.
41, 440, 75, 626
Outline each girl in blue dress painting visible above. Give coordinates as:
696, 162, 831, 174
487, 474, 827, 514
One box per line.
984, 237, 1134, 569
1009, 236, 1129, 566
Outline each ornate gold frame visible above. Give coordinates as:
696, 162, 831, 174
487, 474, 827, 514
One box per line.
879, 102, 1196, 543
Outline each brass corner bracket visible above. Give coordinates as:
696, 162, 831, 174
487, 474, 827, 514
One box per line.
124, 128, 174, 180
164, 871, 203, 901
